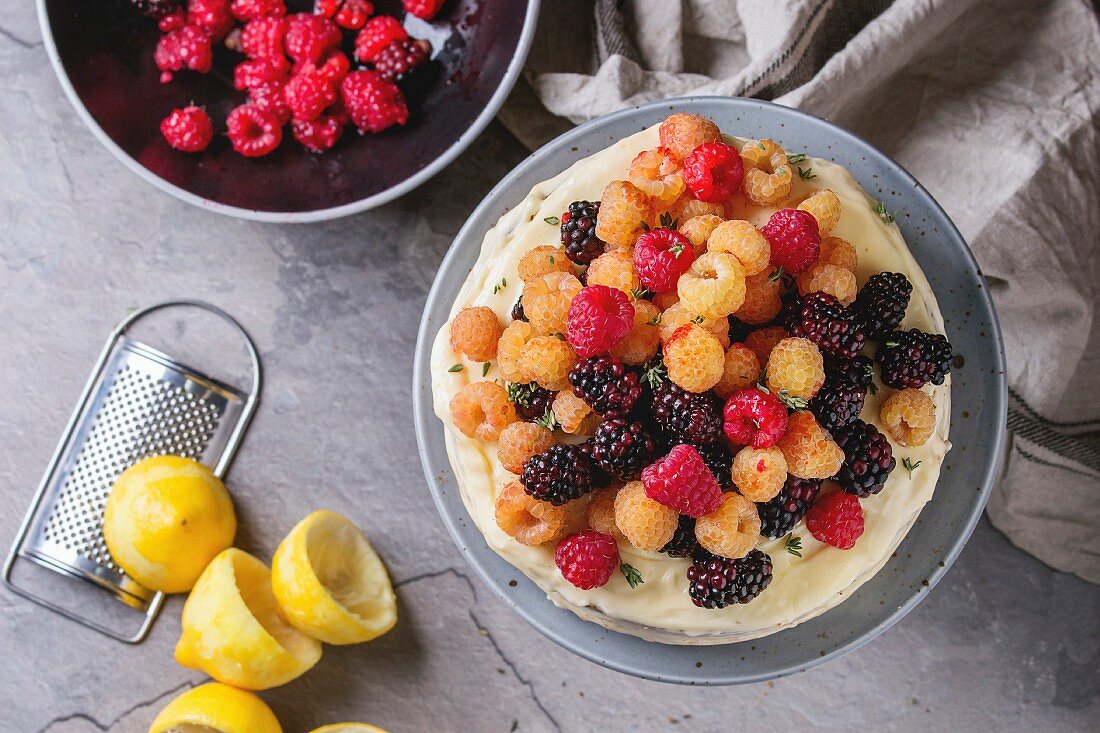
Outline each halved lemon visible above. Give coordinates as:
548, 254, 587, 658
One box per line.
175, 548, 322, 690
148, 682, 282, 733
271, 510, 397, 645
308, 725, 389, 733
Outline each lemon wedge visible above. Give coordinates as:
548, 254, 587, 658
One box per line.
103, 455, 236, 594
148, 682, 282, 733
308, 725, 389, 733
175, 548, 322, 690
271, 510, 397, 645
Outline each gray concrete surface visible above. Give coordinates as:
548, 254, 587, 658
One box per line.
1, 4, 1098, 732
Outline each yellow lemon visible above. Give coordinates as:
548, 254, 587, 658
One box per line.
175, 548, 322, 690
308, 726, 389, 733
148, 682, 282, 733
271, 510, 397, 645
103, 455, 236, 594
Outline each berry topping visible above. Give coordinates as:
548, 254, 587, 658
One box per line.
729, 446, 787, 502
555, 531, 619, 590
646, 379, 724, 446
495, 480, 565, 546
284, 13, 341, 64
497, 422, 554, 475
641, 444, 723, 517
233, 55, 290, 91
355, 15, 409, 62
765, 337, 825, 401
594, 180, 653, 250
682, 141, 744, 203
741, 139, 794, 205
783, 291, 867, 361
568, 355, 642, 417
560, 200, 606, 265
566, 285, 634, 358
614, 481, 679, 551
688, 549, 773, 608
879, 387, 936, 447
510, 297, 527, 322
854, 272, 913, 339
832, 419, 896, 497
154, 26, 213, 82
776, 410, 845, 480
876, 329, 953, 389
806, 491, 864, 549
658, 113, 721, 162
695, 491, 761, 559
284, 67, 337, 121
160, 106, 214, 153
449, 381, 517, 442
373, 38, 431, 81
291, 114, 345, 153
633, 227, 696, 294
521, 443, 599, 505
230, 0, 285, 21
402, 0, 445, 20
334, 0, 373, 29
694, 442, 734, 490
506, 381, 555, 423
226, 104, 283, 157
664, 324, 726, 393
589, 418, 659, 480
187, 0, 234, 39
757, 475, 822, 539
760, 208, 821, 275
239, 15, 287, 58
449, 306, 503, 362
722, 387, 788, 448
660, 515, 699, 557
341, 70, 409, 133
797, 189, 842, 236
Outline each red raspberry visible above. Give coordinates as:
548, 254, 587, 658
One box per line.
682, 142, 744, 203
248, 80, 292, 123
335, 0, 373, 29
292, 113, 345, 152
642, 444, 723, 518
226, 104, 283, 157
806, 491, 864, 549
239, 15, 286, 58
314, 0, 339, 16
354, 15, 408, 62
301, 50, 350, 83
284, 13, 342, 64
555, 530, 619, 590
158, 6, 186, 31
723, 388, 788, 448
284, 68, 337, 121
187, 0, 233, 40
154, 26, 213, 82
403, 0, 445, 20
341, 70, 409, 132
566, 285, 634, 359
761, 208, 821, 275
229, 0, 285, 21
632, 227, 696, 294
160, 106, 213, 152
373, 38, 431, 81
233, 55, 290, 90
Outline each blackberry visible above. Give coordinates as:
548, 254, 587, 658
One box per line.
521, 443, 599, 505
810, 356, 874, 431
560, 200, 605, 265
876, 329, 952, 389
506, 381, 554, 422
694, 442, 734, 490
131, 0, 179, 18
832, 419, 896, 497
854, 272, 912, 339
511, 297, 527, 322
568, 355, 642, 417
647, 380, 723, 446
661, 515, 698, 558
587, 418, 658, 480
757, 476, 822, 538
783, 292, 866, 361
687, 549, 773, 609
373, 38, 431, 82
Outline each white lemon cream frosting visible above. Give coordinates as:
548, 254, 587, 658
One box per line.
430, 124, 950, 644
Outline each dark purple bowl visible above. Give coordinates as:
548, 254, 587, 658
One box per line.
38, 0, 538, 221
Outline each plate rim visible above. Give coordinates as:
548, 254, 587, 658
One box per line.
412, 95, 1008, 684
36, 0, 541, 223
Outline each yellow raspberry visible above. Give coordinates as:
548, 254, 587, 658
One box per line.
766, 337, 825, 400
678, 214, 724, 253
666, 194, 725, 223
819, 236, 859, 270
777, 411, 844, 479
707, 219, 770, 277
497, 320, 536, 382
552, 390, 593, 434
677, 251, 746, 319
522, 270, 582, 336
730, 446, 788, 502
610, 299, 661, 365
518, 245, 572, 283
586, 249, 641, 299
797, 263, 858, 306
797, 189, 841, 236
449, 381, 518, 442
517, 336, 576, 391
658, 112, 721, 161
595, 180, 653, 249
495, 480, 566, 546
664, 324, 725, 393
695, 492, 760, 559
652, 290, 680, 311
614, 480, 678, 551
587, 486, 625, 541
744, 326, 789, 366
734, 271, 783, 325
714, 343, 761, 398
449, 306, 503, 362
628, 148, 685, 207
741, 139, 793, 205
658, 302, 729, 348
880, 388, 936, 447
496, 422, 554, 474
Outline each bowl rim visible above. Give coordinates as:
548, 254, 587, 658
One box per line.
412, 95, 1008, 684
36, 0, 541, 223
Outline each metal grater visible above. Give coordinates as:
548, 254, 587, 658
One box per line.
3, 301, 261, 643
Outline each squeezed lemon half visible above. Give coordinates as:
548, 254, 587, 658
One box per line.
103, 455, 236, 594
308, 725, 390, 733
148, 682, 282, 733
272, 510, 397, 645
175, 548, 322, 690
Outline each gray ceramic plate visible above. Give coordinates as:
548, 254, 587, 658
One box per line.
412, 96, 1007, 684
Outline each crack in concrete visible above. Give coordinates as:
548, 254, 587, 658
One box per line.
0, 25, 42, 50
33, 679, 194, 733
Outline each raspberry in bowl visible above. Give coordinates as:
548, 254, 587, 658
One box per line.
415, 98, 1006, 682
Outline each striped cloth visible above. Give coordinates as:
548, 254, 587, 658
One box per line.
501, 0, 1100, 584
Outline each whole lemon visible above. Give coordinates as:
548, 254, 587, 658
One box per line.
103, 455, 236, 594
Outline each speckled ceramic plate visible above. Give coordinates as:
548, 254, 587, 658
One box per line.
37, 0, 538, 222
413, 96, 1007, 684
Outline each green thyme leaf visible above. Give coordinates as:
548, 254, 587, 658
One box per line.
875, 201, 895, 224
632, 287, 654, 300
640, 220, 651, 232
868, 381, 879, 395
659, 211, 679, 230
448, 364, 464, 373
482, 362, 491, 377
647, 313, 662, 326
671, 242, 685, 257
797, 166, 817, 181
769, 267, 784, 282
787, 153, 808, 164
549, 255, 555, 264
544, 216, 560, 225
785, 534, 803, 557
620, 563, 644, 589
554, 332, 567, 341
642, 356, 667, 389
534, 407, 558, 430
506, 381, 533, 406
690, 315, 706, 324
776, 389, 809, 411
902, 457, 922, 477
